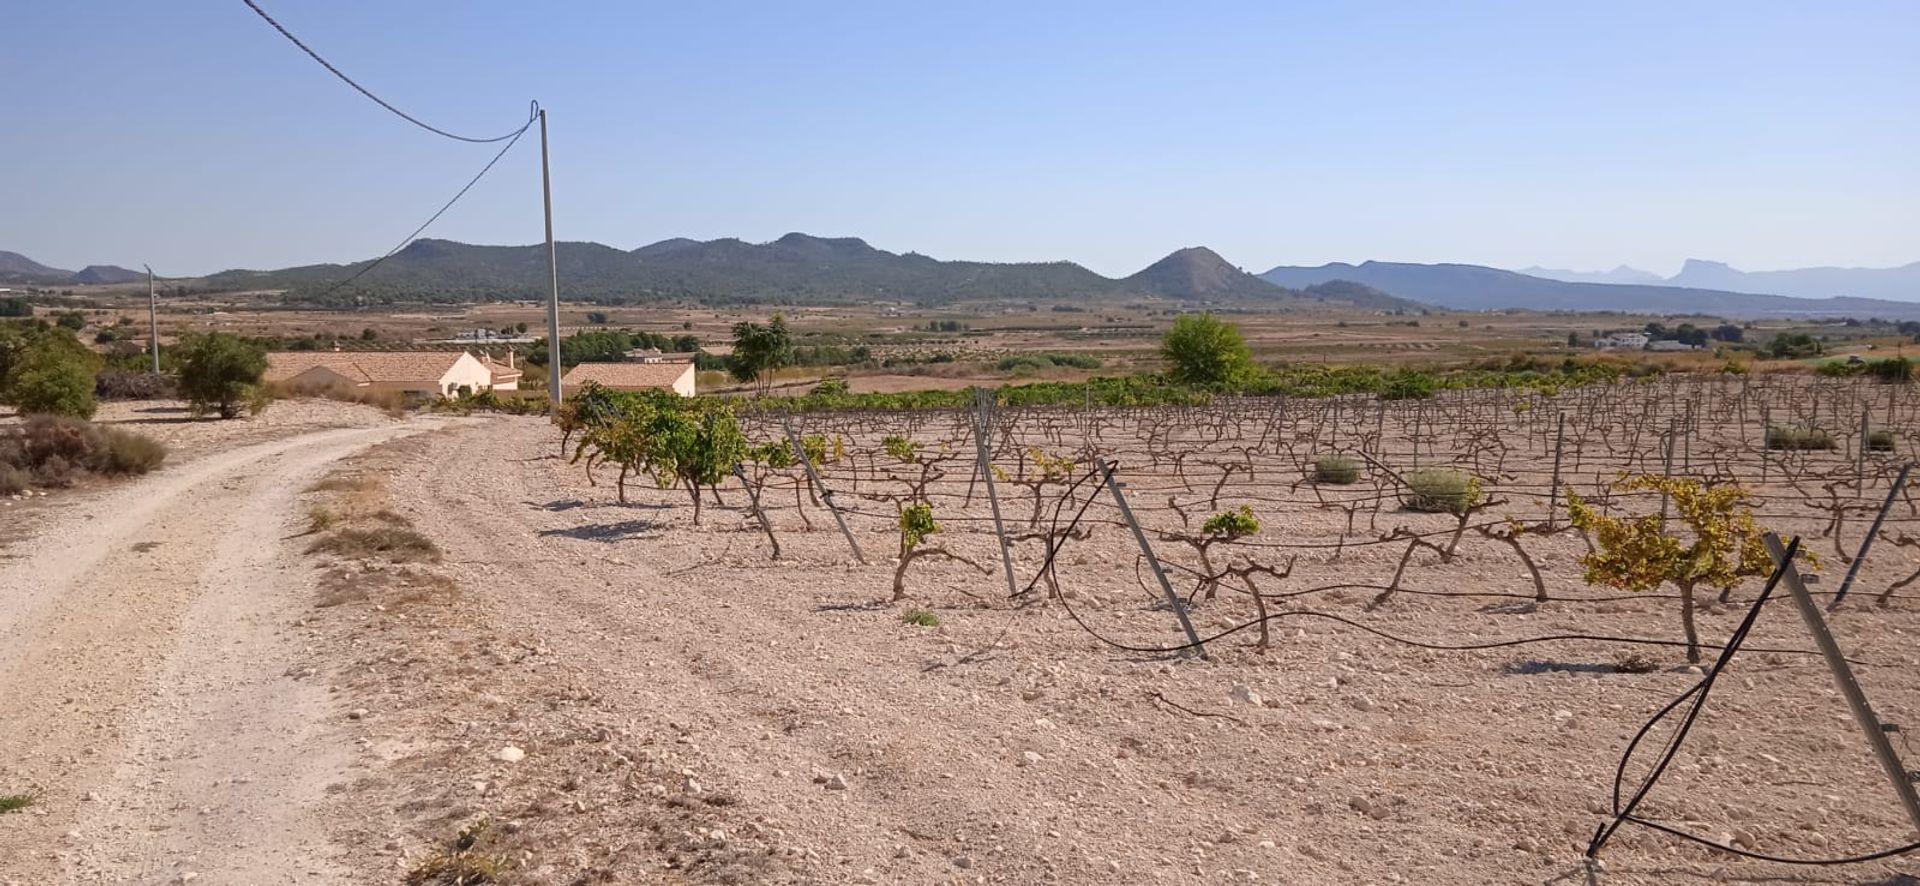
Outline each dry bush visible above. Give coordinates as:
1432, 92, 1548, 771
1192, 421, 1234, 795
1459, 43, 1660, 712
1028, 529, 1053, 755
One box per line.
0, 466, 28, 496
98, 428, 167, 474
308, 526, 440, 562
95, 370, 178, 401
0, 415, 167, 489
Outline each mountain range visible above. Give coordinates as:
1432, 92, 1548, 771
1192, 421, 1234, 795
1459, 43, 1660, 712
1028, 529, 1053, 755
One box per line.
8, 236, 1920, 320
0, 252, 143, 285
1259, 261, 1920, 320
195, 234, 1423, 311
1519, 258, 1920, 301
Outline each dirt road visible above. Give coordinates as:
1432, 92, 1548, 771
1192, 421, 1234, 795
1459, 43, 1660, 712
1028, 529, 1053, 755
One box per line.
0, 420, 449, 886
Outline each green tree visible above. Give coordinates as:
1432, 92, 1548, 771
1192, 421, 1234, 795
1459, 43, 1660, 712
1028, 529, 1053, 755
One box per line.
8, 344, 98, 418
1160, 313, 1255, 387
176, 332, 269, 419
728, 314, 793, 396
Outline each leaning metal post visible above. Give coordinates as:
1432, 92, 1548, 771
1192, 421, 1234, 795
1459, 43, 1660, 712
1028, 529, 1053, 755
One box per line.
1097, 457, 1207, 660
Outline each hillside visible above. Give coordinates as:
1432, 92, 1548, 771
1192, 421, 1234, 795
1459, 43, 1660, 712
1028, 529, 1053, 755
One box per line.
72, 264, 144, 284
1262, 260, 1920, 321
0, 250, 73, 283
199, 234, 1414, 311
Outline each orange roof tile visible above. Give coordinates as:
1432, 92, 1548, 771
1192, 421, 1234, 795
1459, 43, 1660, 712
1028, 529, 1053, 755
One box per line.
561, 362, 694, 391
265, 351, 471, 384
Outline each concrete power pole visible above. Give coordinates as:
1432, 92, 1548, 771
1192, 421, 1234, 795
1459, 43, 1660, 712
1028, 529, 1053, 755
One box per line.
539, 107, 563, 408
145, 265, 159, 372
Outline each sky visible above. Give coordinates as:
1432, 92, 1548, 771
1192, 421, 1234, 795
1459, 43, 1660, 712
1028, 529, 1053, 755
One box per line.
2, 1, 1916, 279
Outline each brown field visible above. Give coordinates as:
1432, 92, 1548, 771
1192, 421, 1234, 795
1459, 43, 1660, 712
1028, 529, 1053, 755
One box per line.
9, 372, 1920, 883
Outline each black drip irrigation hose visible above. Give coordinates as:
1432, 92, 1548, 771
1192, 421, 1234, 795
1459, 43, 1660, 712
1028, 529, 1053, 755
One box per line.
1585, 536, 1920, 866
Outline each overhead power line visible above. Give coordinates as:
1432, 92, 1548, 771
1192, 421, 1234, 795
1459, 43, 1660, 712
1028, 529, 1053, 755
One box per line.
240, 0, 532, 144
317, 118, 535, 297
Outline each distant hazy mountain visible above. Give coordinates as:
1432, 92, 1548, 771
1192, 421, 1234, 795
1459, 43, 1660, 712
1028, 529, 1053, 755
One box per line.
200, 234, 1420, 311
1261, 260, 1920, 320
1667, 258, 1920, 301
1519, 265, 1664, 285
0, 251, 145, 286
72, 264, 144, 284
0, 250, 73, 283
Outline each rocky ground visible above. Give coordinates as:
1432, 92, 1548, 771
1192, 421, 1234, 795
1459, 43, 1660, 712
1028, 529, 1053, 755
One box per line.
7, 405, 1920, 885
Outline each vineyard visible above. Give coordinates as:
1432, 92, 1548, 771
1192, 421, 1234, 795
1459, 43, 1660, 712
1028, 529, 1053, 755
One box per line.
559, 373, 1920, 880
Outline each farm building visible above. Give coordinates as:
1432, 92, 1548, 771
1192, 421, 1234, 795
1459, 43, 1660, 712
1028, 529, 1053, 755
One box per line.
265, 351, 515, 398
1593, 332, 1650, 350
561, 361, 697, 396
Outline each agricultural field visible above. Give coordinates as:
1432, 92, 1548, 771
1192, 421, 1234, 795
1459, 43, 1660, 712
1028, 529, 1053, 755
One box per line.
277, 372, 1920, 884
13, 317, 1920, 882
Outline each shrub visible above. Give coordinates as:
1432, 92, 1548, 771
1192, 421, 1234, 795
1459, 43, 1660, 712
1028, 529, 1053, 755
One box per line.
176, 332, 269, 419
1161, 313, 1255, 387
96, 370, 178, 400
1869, 429, 1897, 452
1377, 368, 1438, 401
98, 428, 168, 474
1766, 426, 1836, 451
0, 793, 33, 814
8, 348, 97, 418
1869, 357, 1914, 384
1402, 468, 1482, 514
1313, 454, 1361, 485
900, 607, 940, 627
0, 415, 167, 488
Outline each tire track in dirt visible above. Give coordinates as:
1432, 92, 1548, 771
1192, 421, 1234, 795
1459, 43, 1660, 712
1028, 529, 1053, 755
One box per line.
0, 420, 453, 886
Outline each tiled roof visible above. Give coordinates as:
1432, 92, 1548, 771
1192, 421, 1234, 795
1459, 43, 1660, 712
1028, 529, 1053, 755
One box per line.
265, 351, 468, 384
561, 362, 693, 390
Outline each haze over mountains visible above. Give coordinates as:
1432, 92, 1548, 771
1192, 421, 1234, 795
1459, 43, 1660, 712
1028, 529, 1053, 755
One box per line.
1260, 260, 1920, 320
1519, 259, 1920, 302
7, 236, 1920, 320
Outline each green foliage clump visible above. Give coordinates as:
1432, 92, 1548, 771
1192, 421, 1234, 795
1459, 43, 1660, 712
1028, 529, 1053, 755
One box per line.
1402, 468, 1483, 514
1161, 313, 1256, 387
899, 501, 938, 550
997, 352, 1103, 373
882, 435, 921, 462
1766, 332, 1823, 359
0, 793, 33, 814
1201, 505, 1260, 538
1568, 476, 1801, 662
1766, 426, 1836, 451
1, 320, 100, 418
900, 607, 940, 627
175, 332, 269, 419
1377, 367, 1438, 401
1869, 429, 1897, 452
728, 314, 793, 395
1313, 454, 1361, 485
9, 347, 98, 418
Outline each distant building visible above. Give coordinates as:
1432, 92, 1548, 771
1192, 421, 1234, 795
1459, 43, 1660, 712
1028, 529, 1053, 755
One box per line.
622, 347, 697, 364
1594, 332, 1650, 350
562, 361, 697, 396
265, 351, 512, 398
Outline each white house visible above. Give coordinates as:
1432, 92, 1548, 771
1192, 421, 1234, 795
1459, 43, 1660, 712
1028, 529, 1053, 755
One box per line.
266, 351, 511, 398
561, 361, 697, 397
1594, 332, 1650, 350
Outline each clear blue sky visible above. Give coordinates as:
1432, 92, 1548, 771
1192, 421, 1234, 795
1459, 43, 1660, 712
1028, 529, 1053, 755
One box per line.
3, 1, 1915, 278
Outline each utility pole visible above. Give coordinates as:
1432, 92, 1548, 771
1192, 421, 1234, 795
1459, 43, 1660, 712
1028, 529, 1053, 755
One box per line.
539, 107, 563, 408
145, 265, 159, 372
